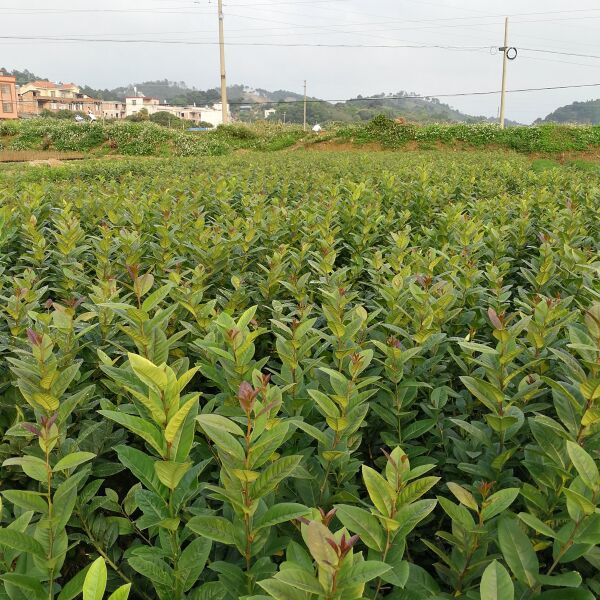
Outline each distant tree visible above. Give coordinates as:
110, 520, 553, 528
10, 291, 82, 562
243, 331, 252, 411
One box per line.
126, 108, 149, 122
150, 111, 182, 128
541, 98, 600, 124
40, 108, 86, 120
1, 67, 46, 85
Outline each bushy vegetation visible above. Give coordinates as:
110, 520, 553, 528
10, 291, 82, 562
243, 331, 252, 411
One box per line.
539, 98, 600, 125
0, 152, 598, 600
338, 115, 600, 152
0, 121, 304, 157
4, 118, 600, 157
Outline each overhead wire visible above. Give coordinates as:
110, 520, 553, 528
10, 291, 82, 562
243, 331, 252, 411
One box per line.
223, 82, 600, 105
14, 82, 600, 107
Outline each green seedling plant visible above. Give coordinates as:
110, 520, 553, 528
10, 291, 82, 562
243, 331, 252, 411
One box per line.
0, 149, 598, 599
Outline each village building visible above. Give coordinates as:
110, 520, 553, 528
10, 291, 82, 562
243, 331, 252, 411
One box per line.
17, 81, 102, 117
0, 74, 18, 120
102, 100, 126, 120
125, 96, 227, 126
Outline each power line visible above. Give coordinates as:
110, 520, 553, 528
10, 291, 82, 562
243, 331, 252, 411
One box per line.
0, 34, 491, 50
5, 33, 600, 65
223, 82, 600, 106
521, 47, 600, 60
14, 81, 600, 107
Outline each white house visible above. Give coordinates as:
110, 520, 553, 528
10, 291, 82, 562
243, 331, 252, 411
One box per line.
124, 95, 228, 126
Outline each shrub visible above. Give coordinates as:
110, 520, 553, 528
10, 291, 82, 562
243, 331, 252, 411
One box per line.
0, 152, 598, 599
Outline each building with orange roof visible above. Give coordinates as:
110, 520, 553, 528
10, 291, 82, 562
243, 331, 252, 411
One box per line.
0, 75, 18, 119
18, 80, 102, 117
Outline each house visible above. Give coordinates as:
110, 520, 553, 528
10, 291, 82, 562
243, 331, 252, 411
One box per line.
264, 108, 276, 119
125, 96, 160, 117
17, 81, 102, 116
0, 75, 18, 120
102, 101, 126, 120
199, 103, 228, 127
125, 95, 228, 126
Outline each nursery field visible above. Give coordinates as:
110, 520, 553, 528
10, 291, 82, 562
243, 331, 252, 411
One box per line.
0, 152, 599, 600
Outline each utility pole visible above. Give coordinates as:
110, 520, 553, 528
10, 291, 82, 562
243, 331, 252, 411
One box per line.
217, 0, 228, 124
283, 111, 286, 125
499, 17, 509, 129
303, 80, 307, 131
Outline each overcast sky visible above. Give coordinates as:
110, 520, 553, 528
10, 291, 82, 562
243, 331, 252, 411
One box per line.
2, 0, 600, 123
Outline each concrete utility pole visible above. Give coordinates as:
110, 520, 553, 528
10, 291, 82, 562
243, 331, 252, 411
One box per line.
283, 111, 286, 124
218, 0, 228, 124
499, 17, 509, 129
303, 80, 307, 131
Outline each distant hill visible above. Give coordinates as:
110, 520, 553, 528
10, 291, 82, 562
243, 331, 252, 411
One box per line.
538, 98, 600, 125
2, 68, 517, 124
0, 67, 47, 86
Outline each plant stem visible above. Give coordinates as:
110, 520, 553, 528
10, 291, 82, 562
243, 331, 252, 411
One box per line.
371, 530, 392, 600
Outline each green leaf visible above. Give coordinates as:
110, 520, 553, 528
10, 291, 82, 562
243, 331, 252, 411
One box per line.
107, 585, 131, 600
258, 579, 307, 600
196, 414, 246, 461
187, 515, 235, 544
115, 445, 165, 496
517, 513, 556, 538
273, 567, 324, 594
253, 503, 310, 532
337, 561, 391, 590
2, 456, 48, 482
531, 591, 594, 600
564, 488, 596, 517
0, 528, 46, 558
83, 557, 107, 600
481, 488, 520, 522
301, 520, 338, 568
460, 376, 504, 413
362, 465, 396, 517
128, 352, 167, 389
1, 490, 48, 513
251, 455, 303, 498
187, 582, 227, 600
537, 571, 582, 588
480, 560, 514, 600
178, 537, 212, 592
580, 378, 600, 401
57, 564, 91, 600
447, 482, 478, 511
498, 517, 539, 588
53, 451, 96, 472
99, 410, 165, 456
566, 441, 599, 491
165, 396, 199, 443
394, 499, 437, 538
0, 574, 46, 600
154, 460, 191, 490
307, 389, 339, 418
142, 283, 173, 312
334, 504, 385, 551
396, 476, 440, 505
128, 554, 174, 587
196, 413, 245, 436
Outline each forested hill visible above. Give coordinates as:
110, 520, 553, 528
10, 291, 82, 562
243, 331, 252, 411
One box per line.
539, 98, 600, 124
2, 68, 515, 124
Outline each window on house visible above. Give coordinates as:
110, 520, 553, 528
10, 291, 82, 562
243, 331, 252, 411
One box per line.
50, 91, 56, 97
1, 84, 10, 96
132, 99, 137, 105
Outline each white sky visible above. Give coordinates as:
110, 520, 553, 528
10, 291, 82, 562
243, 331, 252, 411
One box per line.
2, 0, 600, 123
